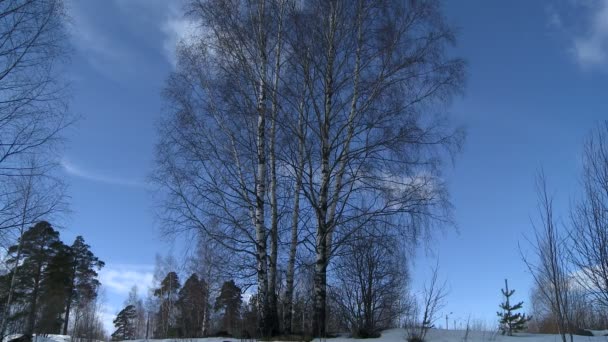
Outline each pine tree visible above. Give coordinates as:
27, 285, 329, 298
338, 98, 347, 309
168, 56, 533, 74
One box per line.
214, 280, 242, 337
497, 279, 530, 336
37, 245, 73, 334
63, 236, 105, 335
177, 274, 208, 338
111, 305, 137, 341
153, 271, 180, 338
5, 221, 64, 336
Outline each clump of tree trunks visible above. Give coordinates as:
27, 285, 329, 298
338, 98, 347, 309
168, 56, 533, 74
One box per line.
154, 0, 466, 338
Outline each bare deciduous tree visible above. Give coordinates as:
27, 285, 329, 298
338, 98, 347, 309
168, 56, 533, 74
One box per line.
155, 0, 463, 337
331, 222, 409, 337
0, 2, 72, 333
0, 0, 71, 179
413, 264, 447, 341
154, 0, 289, 335
71, 292, 108, 342
288, 0, 464, 334
521, 174, 572, 342
570, 122, 608, 309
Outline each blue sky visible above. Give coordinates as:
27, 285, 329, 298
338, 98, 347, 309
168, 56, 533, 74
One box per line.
59, 0, 608, 334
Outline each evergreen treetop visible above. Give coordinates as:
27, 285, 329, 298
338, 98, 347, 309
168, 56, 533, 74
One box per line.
497, 279, 531, 336
111, 304, 137, 341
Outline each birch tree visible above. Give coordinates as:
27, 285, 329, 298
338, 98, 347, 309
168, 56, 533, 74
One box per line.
287, 0, 464, 334
156, 0, 464, 337
332, 222, 408, 337
0, 0, 70, 179
521, 174, 572, 342
155, 0, 289, 335
0, 2, 72, 325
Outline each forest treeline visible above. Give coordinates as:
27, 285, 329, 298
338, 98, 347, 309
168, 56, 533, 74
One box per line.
112, 242, 409, 340
111, 274, 245, 341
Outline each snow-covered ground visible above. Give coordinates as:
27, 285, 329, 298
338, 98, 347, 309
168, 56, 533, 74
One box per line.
320, 329, 608, 342
7, 328, 608, 342
124, 329, 608, 342
4, 335, 99, 342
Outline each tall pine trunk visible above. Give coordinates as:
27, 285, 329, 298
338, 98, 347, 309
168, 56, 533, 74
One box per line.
26, 260, 44, 335
62, 265, 77, 335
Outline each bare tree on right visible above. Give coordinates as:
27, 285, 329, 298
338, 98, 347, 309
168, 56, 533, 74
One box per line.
570, 122, 608, 309
521, 173, 572, 342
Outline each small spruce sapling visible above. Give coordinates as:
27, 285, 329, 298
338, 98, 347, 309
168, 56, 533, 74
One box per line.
497, 279, 530, 336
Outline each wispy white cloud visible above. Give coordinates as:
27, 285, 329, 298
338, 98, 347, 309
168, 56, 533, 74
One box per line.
67, 0, 198, 71
66, 1, 137, 80
99, 263, 155, 296
60, 158, 146, 188
549, 0, 608, 70
573, 0, 608, 69
98, 264, 154, 335
160, 3, 199, 67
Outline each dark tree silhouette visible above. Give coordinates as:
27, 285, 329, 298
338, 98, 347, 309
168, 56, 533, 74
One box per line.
112, 305, 137, 341
214, 280, 242, 336
177, 274, 208, 338
62, 236, 105, 335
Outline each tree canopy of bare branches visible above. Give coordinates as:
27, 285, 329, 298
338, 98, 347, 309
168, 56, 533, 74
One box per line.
521, 174, 572, 342
0, 1, 70, 335
570, 122, 608, 309
0, 0, 70, 178
155, 0, 464, 336
331, 222, 409, 337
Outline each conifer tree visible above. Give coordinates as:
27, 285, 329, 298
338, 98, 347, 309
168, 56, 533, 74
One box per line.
177, 274, 207, 338
112, 305, 137, 341
6, 221, 64, 336
37, 245, 72, 334
63, 236, 105, 335
214, 280, 242, 336
498, 279, 530, 336
153, 272, 180, 338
